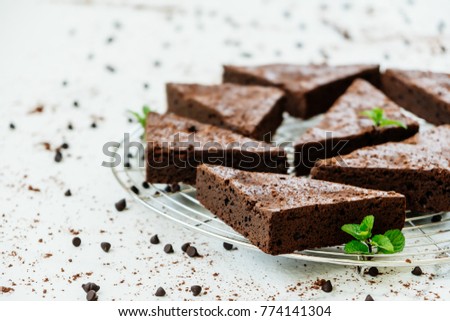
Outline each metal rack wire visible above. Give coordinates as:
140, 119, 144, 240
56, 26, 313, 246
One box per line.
111, 118, 450, 267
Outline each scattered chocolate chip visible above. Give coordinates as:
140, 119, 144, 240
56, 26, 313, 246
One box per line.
101, 242, 111, 253
62, 80, 68, 86
164, 185, 172, 193
187, 125, 197, 133
82, 282, 100, 293
127, 153, 133, 158
163, 244, 173, 253
142, 181, 150, 189
72, 237, 81, 247
154, 191, 160, 196
115, 199, 126, 211
130, 185, 139, 194
9, 123, 15, 130
431, 215, 442, 222
368, 267, 379, 277
106, 65, 116, 73
73, 101, 79, 108
61, 143, 69, 149
186, 246, 199, 257
86, 290, 98, 301
181, 242, 191, 252
64, 189, 72, 197
223, 242, 234, 251
171, 183, 180, 192
143, 82, 149, 89
68, 123, 73, 130
150, 234, 160, 245
191, 285, 202, 296
91, 122, 97, 128
54, 150, 63, 162
106, 36, 114, 44
153, 61, 161, 68
365, 294, 374, 301
155, 287, 165, 297
321, 280, 332, 293
124, 162, 131, 168
412, 266, 423, 276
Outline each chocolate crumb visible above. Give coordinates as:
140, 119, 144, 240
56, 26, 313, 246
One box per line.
91, 122, 97, 128
321, 280, 332, 293
365, 294, 374, 301
150, 235, 160, 245
65, 189, 72, 197
9, 123, 15, 130
368, 267, 379, 277
86, 290, 98, 301
101, 242, 111, 253
115, 199, 126, 212
68, 123, 73, 130
181, 243, 191, 252
82, 282, 100, 293
72, 237, 81, 247
61, 143, 69, 149
155, 287, 166, 297
412, 266, 423, 276
124, 162, 131, 168
54, 150, 63, 162
73, 101, 79, 108
164, 244, 174, 253
191, 285, 202, 296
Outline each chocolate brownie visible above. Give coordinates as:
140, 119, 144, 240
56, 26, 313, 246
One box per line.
382, 69, 450, 125
145, 112, 288, 185
223, 63, 380, 118
196, 165, 406, 255
166, 83, 285, 142
311, 126, 450, 213
294, 79, 419, 175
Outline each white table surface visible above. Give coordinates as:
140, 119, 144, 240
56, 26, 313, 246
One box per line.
1, 0, 450, 301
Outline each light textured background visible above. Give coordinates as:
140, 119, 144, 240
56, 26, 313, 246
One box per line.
1, 0, 450, 301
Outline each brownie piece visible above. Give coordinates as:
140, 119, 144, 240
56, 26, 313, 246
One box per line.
223, 63, 380, 118
294, 79, 420, 175
311, 126, 450, 213
145, 112, 288, 185
166, 83, 285, 142
196, 165, 406, 255
382, 69, 450, 125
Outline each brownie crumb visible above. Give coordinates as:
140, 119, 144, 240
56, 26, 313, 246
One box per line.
321, 280, 333, 293
412, 266, 423, 276
72, 237, 81, 247
368, 267, 379, 277
181, 243, 191, 252
86, 290, 98, 301
191, 285, 202, 296
163, 244, 173, 253
365, 294, 374, 301
155, 287, 166, 297
115, 199, 126, 212
101, 242, 111, 253
82, 282, 100, 293
150, 235, 160, 245
64, 189, 72, 197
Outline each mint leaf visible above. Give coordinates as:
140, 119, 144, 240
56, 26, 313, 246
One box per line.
344, 240, 370, 254
372, 234, 394, 253
360, 215, 374, 233
384, 229, 405, 253
129, 106, 152, 129
379, 118, 407, 129
341, 224, 367, 241
361, 107, 407, 129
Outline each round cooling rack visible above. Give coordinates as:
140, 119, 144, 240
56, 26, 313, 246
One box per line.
111, 116, 450, 267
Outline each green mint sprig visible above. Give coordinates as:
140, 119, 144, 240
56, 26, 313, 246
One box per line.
361, 107, 407, 129
342, 215, 405, 255
129, 105, 151, 129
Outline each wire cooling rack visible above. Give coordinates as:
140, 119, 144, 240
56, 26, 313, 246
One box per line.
111, 115, 450, 267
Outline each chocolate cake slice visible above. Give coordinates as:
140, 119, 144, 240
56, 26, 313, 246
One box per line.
223, 63, 380, 118
166, 83, 285, 141
311, 126, 450, 213
145, 112, 288, 185
196, 164, 406, 255
294, 79, 419, 175
382, 69, 450, 125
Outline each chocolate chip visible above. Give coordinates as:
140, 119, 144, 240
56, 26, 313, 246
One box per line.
155, 287, 165, 297
68, 123, 73, 130
191, 285, 202, 296
124, 162, 131, 168
365, 294, 374, 301
82, 282, 100, 293
143, 83, 149, 89
73, 101, 79, 108
150, 234, 160, 244
163, 244, 173, 253
86, 290, 98, 301
223, 242, 234, 251
72, 237, 81, 247
187, 125, 197, 133
115, 199, 126, 212
181, 242, 191, 252
130, 185, 139, 195
142, 181, 150, 189
106, 65, 116, 73
164, 185, 172, 193
368, 267, 379, 277
171, 183, 180, 193
64, 189, 72, 197
54, 150, 62, 162
91, 122, 97, 128
9, 123, 15, 130
186, 246, 199, 257
61, 143, 69, 149
62, 80, 68, 86
412, 266, 423, 276
321, 280, 332, 293
101, 242, 111, 253
431, 215, 442, 222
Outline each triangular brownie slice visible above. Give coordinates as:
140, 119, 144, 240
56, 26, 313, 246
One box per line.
223, 63, 380, 118
145, 112, 288, 185
382, 69, 450, 125
196, 164, 405, 255
294, 79, 420, 175
166, 83, 285, 142
311, 125, 450, 213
